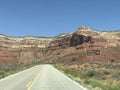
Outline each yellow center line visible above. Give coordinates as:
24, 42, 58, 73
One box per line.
27, 66, 43, 90
26, 81, 32, 88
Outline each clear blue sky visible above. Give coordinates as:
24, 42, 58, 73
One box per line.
0, 0, 120, 37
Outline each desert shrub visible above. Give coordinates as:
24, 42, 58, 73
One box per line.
71, 57, 76, 62
102, 70, 110, 75
84, 69, 98, 77
64, 69, 79, 77
105, 64, 111, 68
112, 71, 120, 80
105, 81, 120, 90
84, 79, 108, 89
0, 70, 5, 78
84, 79, 120, 90
112, 64, 120, 69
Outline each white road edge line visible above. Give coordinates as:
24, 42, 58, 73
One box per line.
0, 65, 40, 82
52, 65, 89, 90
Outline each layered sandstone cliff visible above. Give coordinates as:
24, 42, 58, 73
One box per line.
0, 26, 120, 68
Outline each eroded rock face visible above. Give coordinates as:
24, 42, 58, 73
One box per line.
0, 35, 53, 68
70, 33, 92, 46
0, 26, 120, 68
49, 33, 72, 49
48, 27, 93, 48
70, 33, 84, 46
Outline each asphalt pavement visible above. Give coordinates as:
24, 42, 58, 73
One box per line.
0, 64, 88, 90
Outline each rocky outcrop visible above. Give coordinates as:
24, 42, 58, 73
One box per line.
0, 35, 53, 68
0, 35, 53, 49
70, 33, 92, 46
49, 33, 72, 49
48, 26, 120, 50
0, 26, 120, 68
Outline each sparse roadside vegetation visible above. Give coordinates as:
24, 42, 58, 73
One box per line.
0, 60, 40, 79
54, 60, 120, 90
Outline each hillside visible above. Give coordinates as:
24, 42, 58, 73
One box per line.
0, 26, 120, 68
0, 35, 53, 69
45, 26, 120, 63
0, 26, 120, 89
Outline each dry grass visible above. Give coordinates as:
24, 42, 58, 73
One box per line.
54, 60, 120, 90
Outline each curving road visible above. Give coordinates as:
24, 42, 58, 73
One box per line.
0, 65, 88, 90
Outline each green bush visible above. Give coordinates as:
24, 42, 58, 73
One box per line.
102, 70, 110, 75
84, 78, 120, 90
84, 69, 98, 77
112, 71, 120, 80
64, 69, 79, 77
0, 70, 5, 78
84, 79, 101, 87
84, 79, 109, 90
71, 57, 76, 62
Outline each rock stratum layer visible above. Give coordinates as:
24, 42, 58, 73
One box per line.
0, 26, 120, 69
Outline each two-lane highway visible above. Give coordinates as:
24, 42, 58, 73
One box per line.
0, 65, 88, 90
